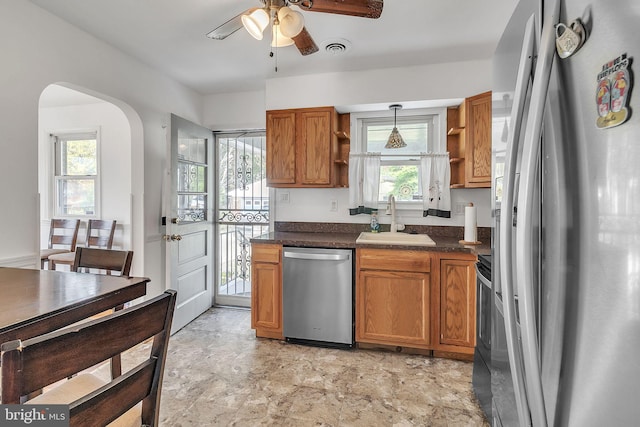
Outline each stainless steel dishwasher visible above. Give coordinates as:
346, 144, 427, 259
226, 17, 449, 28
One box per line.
282, 246, 354, 347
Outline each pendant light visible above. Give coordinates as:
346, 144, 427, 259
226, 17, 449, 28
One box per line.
385, 104, 407, 149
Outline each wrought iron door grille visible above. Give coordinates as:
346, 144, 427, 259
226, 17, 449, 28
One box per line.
217, 132, 269, 302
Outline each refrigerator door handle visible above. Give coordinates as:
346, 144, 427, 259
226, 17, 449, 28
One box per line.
499, 12, 537, 427
515, 1, 561, 426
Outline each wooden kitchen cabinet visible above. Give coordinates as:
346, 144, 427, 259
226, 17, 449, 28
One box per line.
355, 248, 477, 359
266, 111, 296, 186
356, 249, 432, 349
251, 243, 283, 339
447, 91, 492, 188
266, 106, 344, 188
436, 253, 477, 358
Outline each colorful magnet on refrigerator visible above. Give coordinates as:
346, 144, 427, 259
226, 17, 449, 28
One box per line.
596, 53, 632, 129
596, 78, 611, 118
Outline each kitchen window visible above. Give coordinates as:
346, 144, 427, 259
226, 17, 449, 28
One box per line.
52, 131, 100, 217
352, 108, 446, 204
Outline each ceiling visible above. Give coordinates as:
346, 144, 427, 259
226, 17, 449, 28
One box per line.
30, 0, 517, 96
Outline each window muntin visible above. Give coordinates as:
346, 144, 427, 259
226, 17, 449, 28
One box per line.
53, 132, 99, 216
175, 133, 208, 222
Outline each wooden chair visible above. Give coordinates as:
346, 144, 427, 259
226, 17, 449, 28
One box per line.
49, 219, 117, 271
71, 246, 133, 277
1, 290, 177, 427
40, 218, 81, 269
70, 246, 135, 378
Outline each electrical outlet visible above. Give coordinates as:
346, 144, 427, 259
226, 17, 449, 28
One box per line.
454, 202, 466, 215
330, 199, 338, 212
279, 191, 290, 203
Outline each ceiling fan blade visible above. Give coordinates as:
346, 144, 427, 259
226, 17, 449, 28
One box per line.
293, 0, 383, 19
292, 27, 319, 56
205, 8, 256, 40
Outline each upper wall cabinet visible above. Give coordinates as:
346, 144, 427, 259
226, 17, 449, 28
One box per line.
266, 107, 349, 188
447, 91, 492, 188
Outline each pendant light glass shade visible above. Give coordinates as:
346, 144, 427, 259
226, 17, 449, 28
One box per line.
242, 8, 269, 40
385, 104, 407, 149
278, 7, 304, 38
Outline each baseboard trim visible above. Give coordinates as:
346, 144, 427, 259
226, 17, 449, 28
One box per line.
0, 253, 39, 268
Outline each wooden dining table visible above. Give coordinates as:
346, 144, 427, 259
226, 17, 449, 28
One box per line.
0, 267, 148, 346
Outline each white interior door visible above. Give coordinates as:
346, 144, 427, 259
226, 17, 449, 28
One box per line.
166, 114, 214, 333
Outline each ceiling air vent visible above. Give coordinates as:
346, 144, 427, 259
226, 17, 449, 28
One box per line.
323, 39, 351, 55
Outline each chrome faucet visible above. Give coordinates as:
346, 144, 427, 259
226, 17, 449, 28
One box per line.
389, 195, 397, 233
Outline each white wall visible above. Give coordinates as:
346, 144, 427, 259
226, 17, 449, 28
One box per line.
0, 1, 202, 297
203, 90, 266, 131
274, 188, 491, 227
204, 60, 493, 227
265, 60, 492, 111
38, 99, 133, 251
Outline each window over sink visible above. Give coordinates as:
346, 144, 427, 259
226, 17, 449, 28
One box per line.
352, 108, 447, 205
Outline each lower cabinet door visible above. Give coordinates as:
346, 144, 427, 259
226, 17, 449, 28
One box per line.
439, 258, 476, 348
356, 269, 431, 348
251, 244, 283, 339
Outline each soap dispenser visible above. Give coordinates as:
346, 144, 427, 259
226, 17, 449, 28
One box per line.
370, 210, 380, 233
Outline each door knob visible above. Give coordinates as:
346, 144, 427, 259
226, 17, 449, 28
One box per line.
171, 218, 180, 224
170, 234, 182, 241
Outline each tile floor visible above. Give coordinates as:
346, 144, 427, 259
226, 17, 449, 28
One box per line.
140, 307, 490, 427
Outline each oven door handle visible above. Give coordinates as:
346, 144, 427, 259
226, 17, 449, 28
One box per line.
476, 266, 492, 288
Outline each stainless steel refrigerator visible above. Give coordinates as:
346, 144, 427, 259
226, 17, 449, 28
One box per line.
492, 0, 640, 425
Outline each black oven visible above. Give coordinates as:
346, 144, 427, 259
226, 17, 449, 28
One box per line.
473, 254, 492, 422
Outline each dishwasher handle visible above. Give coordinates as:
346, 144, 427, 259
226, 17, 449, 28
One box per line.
283, 251, 350, 261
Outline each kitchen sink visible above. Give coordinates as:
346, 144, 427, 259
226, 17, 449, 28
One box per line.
356, 232, 436, 246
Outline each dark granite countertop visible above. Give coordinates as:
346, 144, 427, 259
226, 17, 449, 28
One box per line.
250, 222, 491, 256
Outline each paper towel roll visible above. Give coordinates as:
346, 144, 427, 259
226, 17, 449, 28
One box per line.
464, 203, 477, 243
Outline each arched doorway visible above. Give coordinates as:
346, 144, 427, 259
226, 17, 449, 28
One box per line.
38, 83, 144, 275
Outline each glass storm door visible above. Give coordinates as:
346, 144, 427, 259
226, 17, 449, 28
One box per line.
215, 131, 270, 307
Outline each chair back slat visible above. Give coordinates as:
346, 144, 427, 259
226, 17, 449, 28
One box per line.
71, 359, 155, 427
48, 219, 81, 250
1, 290, 177, 427
72, 247, 133, 276
86, 219, 117, 249
16, 291, 169, 392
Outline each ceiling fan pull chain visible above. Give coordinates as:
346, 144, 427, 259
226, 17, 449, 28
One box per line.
273, 19, 279, 72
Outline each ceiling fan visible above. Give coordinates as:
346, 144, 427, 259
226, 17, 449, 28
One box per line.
206, 0, 383, 56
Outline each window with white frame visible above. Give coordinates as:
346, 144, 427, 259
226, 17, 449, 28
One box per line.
53, 131, 99, 217
354, 108, 445, 203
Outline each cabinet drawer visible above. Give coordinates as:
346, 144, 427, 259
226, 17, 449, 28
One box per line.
358, 248, 431, 273
252, 244, 281, 263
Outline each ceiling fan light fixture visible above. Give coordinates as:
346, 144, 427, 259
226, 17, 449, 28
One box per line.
385, 104, 407, 149
241, 8, 269, 40
271, 24, 295, 47
278, 7, 304, 38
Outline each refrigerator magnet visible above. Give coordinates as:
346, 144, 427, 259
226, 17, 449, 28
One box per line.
596, 53, 632, 129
